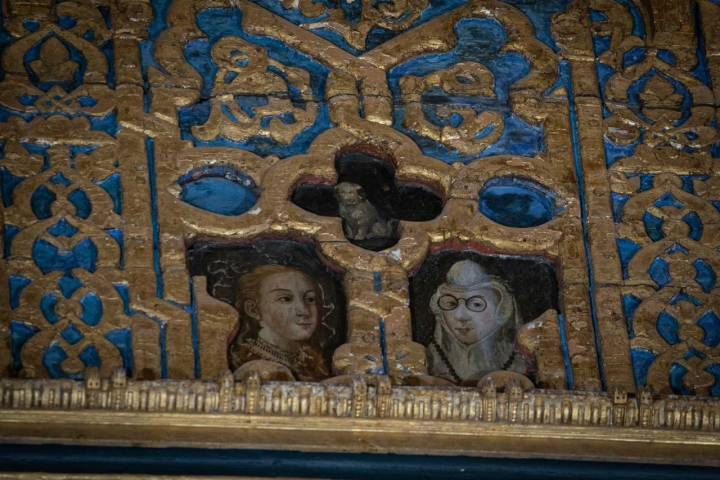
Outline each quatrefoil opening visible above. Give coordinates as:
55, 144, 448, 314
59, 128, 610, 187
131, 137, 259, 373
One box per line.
291, 150, 444, 251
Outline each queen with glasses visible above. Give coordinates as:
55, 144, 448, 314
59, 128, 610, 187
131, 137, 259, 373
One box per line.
428, 259, 527, 384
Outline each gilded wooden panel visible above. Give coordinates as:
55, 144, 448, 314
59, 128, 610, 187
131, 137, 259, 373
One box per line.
0, 0, 719, 465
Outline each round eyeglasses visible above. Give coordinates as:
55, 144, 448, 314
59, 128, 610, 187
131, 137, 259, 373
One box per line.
437, 294, 487, 312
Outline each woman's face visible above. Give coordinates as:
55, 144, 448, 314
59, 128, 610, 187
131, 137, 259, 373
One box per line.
253, 270, 319, 342
436, 286, 500, 345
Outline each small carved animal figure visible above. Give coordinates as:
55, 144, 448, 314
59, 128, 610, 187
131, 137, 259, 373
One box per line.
334, 182, 394, 240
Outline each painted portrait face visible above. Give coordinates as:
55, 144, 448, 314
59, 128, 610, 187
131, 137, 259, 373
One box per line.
436, 286, 500, 345
247, 270, 319, 342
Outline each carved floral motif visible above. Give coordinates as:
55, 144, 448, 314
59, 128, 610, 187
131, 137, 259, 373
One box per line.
270, 0, 431, 51
191, 36, 318, 145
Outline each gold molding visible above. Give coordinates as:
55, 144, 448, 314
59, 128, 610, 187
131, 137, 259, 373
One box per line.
1, 409, 720, 466
0, 371, 720, 465
1, 0, 720, 468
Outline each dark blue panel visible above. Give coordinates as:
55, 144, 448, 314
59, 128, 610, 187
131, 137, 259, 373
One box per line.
603, 138, 639, 167
9, 321, 38, 372
40, 292, 58, 324
647, 256, 671, 288
60, 324, 84, 345
478, 177, 559, 228
145, 137, 163, 299
709, 364, 720, 397
638, 175, 654, 192
377, 318, 388, 376
698, 311, 720, 348
669, 363, 691, 395
42, 343, 71, 379
683, 212, 703, 241
373, 272, 382, 293
105, 228, 124, 269
694, 259, 716, 293
70, 145, 98, 158
180, 177, 258, 216
654, 192, 684, 209
692, 2, 713, 87
101, 38, 115, 89
32, 238, 98, 274
666, 243, 688, 255
113, 283, 132, 316
614, 0, 646, 38
8, 275, 31, 309
106, 328, 133, 375
68, 189, 92, 219
43, 343, 101, 379
80, 292, 103, 326
592, 36, 611, 57
622, 294, 642, 337
589, 9, 607, 22
656, 312, 680, 345
30, 185, 56, 219
139, 0, 171, 84
20, 20, 39, 33
610, 192, 629, 222
189, 276, 201, 378
49, 172, 72, 187
657, 49, 677, 66
79, 345, 101, 368
3, 224, 20, 258
88, 111, 118, 137
57, 273, 82, 298
630, 348, 656, 388
178, 165, 259, 216
0, 167, 24, 208
642, 211, 664, 241
622, 47, 646, 69
48, 218, 78, 237
669, 291, 702, 306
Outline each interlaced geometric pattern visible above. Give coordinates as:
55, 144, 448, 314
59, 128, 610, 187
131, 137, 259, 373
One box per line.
0, 0, 718, 403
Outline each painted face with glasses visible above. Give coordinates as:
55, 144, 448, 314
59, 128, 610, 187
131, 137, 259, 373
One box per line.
428, 259, 523, 383
435, 287, 500, 345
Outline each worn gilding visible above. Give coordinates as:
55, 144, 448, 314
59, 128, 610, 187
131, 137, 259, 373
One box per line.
0, 0, 719, 465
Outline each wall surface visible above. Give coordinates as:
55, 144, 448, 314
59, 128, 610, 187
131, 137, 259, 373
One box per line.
1, 0, 720, 473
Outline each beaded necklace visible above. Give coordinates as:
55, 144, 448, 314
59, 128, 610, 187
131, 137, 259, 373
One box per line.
245, 337, 299, 370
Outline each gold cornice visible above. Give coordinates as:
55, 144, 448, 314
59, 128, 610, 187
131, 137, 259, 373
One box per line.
1, 409, 720, 466
0, 371, 719, 465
